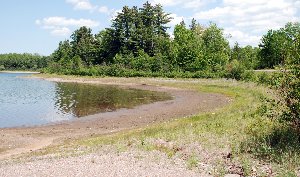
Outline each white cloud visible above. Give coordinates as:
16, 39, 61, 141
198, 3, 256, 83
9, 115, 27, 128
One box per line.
110, 9, 122, 20
296, 0, 300, 8
50, 27, 72, 36
39, 17, 99, 27
99, 6, 110, 14
35, 19, 41, 25
36, 17, 99, 36
66, 0, 95, 11
66, 0, 113, 14
184, 0, 205, 9
151, 0, 179, 6
169, 14, 185, 26
151, 0, 207, 9
193, 0, 300, 46
224, 28, 261, 47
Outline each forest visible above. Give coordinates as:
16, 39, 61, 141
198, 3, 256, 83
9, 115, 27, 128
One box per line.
46, 2, 261, 79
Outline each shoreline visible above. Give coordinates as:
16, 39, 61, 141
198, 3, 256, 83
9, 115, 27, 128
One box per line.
0, 76, 230, 160
0, 71, 41, 74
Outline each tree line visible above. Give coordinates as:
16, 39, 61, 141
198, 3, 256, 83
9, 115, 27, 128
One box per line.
46, 1, 260, 78
1, 1, 299, 80
0, 53, 50, 71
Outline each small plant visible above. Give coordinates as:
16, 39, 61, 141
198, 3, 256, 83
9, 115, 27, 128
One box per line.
187, 154, 198, 170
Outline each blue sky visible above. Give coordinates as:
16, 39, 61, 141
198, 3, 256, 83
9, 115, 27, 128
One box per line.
0, 0, 299, 55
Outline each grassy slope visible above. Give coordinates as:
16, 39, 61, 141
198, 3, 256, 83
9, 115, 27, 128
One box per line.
36, 76, 299, 176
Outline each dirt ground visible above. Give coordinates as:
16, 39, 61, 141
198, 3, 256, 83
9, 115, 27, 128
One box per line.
0, 77, 230, 176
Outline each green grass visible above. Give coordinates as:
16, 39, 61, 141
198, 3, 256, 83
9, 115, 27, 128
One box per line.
35, 76, 300, 176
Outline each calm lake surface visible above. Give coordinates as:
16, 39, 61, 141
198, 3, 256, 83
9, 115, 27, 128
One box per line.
0, 73, 171, 128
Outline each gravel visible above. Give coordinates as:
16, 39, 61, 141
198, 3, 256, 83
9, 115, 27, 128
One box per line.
0, 150, 212, 177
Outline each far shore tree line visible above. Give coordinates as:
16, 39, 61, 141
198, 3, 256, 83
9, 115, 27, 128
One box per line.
0, 53, 50, 71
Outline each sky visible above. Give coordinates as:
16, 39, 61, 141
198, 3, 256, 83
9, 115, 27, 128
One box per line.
0, 0, 299, 55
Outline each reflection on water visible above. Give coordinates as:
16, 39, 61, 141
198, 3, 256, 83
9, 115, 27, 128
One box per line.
54, 82, 171, 117
0, 73, 171, 128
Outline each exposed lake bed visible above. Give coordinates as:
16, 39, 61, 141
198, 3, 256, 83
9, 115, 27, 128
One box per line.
0, 76, 229, 161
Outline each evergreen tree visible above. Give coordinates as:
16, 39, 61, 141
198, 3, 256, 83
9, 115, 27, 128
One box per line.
71, 26, 97, 65
52, 40, 72, 62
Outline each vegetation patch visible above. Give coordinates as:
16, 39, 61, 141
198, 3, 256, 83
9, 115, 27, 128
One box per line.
44, 78, 296, 176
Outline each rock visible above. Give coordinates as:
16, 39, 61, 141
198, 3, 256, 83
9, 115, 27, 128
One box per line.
224, 174, 241, 177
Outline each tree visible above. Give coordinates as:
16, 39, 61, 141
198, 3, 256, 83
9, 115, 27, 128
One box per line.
202, 23, 230, 71
94, 29, 119, 64
259, 22, 300, 68
172, 22, 205, 71
189, 18, 197, 31
230, 43, 260, 69
153, 4, 171, 37
139, 1, 156, 56
70, 26, 97, 65
52, 40, 72, 62
107, 1, 171, 57
259, 30, 287, 68
231, 42, 241, 61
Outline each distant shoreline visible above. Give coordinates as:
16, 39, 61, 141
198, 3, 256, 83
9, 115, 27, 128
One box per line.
0, 71, 40, 74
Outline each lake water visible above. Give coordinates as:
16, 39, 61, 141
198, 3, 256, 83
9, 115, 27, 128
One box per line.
0, 73, 171, 128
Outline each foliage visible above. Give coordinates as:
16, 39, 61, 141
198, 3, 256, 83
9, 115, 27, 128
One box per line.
48, 2, 232, 78
225, 59, 246, 80
171, 22, 206, 71
103, 2, 172, 59
0, 53, 50, 71
259, 22, 300, 69
230, 42, 260, 69
202, 23, 230, 72
279, 31, 300, 130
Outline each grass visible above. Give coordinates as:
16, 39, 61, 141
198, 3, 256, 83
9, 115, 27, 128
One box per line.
33, 76, 300, 176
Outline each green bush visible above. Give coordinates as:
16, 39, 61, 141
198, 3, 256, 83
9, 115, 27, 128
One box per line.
277, 33, 300, 134
280, 67, 300, 130
240, 70, 255, 81
225, 59, 246, 80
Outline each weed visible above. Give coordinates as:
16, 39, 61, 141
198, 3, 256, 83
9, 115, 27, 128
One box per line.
187, 154, 199, 170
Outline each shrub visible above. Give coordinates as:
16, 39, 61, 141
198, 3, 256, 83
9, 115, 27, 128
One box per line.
277, 33, 300, 134
0, 65, 5, 71
240, 70, 255, 81
225, 59, 246, 80
279, 67, 300, 131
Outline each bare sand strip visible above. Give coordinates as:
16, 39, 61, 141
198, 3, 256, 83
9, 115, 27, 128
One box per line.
0, 71, 40, 74
0, 77, 230, 161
